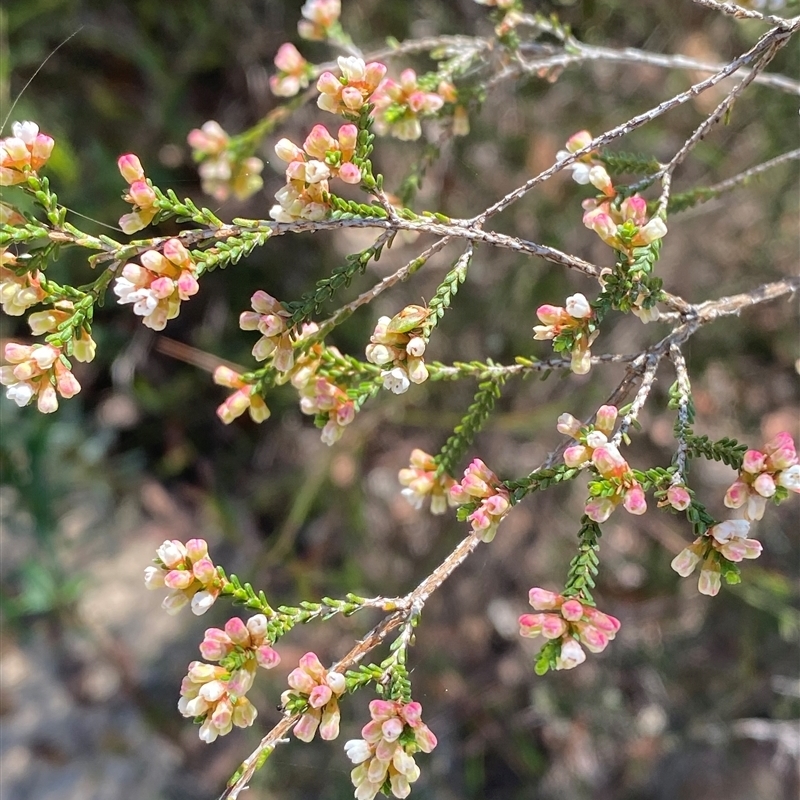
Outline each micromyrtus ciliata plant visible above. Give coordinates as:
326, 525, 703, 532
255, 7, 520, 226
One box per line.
2, 0, 799, 797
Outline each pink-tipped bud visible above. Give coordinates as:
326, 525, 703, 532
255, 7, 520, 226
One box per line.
666, 484, 692, 510
594, 405, 618, 435
623, 484, 647, 515
753, 472, 776, 498
528, 587, 561, 610
566, 130, 593, 153
118, 153, 145, 183
560, 599, 584, 621
256, 645, 281, 669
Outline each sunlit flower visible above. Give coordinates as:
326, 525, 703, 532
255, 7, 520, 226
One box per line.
0, 249, 46, 316
398, 448, 458, 514
724, 432, 799, 520
1, 342, 80, 412
117, 153, 159, 234
298, 376, 356, 445
670, 520, 762, 596
113, 239, 199, 330
213, 366, 270, 424
533, 293, 598, 375
555, 129, 600, 185
298, 0, 341, 41
144, 538, 222, 615
188, 121, 265, 201
450, 458, 511, 542
317, 57, 387, 116
519, 588, 620, 670
345, 699, 437, 800
270, 43, 312, 97
179, 660, 258, 743
0, 121, 54, 186
371, 69, 445, 141
199, 615, 281, 671
366, 306, 431, 394
282, 652, 347, 742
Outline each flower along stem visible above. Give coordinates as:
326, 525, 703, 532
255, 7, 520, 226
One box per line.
3, 3, 800, 799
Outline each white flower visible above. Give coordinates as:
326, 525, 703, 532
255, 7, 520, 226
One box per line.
382, 367, 410, 394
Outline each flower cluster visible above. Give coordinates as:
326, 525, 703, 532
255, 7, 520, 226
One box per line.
555, 129, 602, 185
181, 614, 281, 743
365, 306, 431, 394
317, 57, 387, 117
113, 238, 199, 330
724, 432, 800, 520
0, 121, 54, 186
450, 459, 511, 542
239, 290, 294, 371
144, 538, 221, 615
1, 343, 80, 412
270, 43, 313, 97
398, 449, 458, 515
298, 376, 356, 445
213, 366, 270, 424
117, 154, 159, 234
298, 0, 341, 41
557, 405, 647, 522
519, 588, 621, 670
371, 69, 445, 141
187, 121, 265, 202
0, 249, 46, 316
671, 520, 762, 596
282, 652, 347, 742
581, 166, 667, 256
199, 615, 281, 670
179, 660, 258, 744
344, 699, 437, 800
533, 292, 597, 375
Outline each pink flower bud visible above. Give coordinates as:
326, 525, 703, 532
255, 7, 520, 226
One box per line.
585, 496, 615, 523
541, 614, 569, 639
557, 413, 583, 437
338, 162, 361, 184
574, 622, 610, 653
224, 617, 250, 646
583, 607, 621, 634
528, 587, 561, 610
566, 130, 593, 153
763, 432, 798, 470
623, 484, 647, 515
164, 569, 194, 590
594, 405, 618, 435
118, 154, 145, 183
338, 124, 358, 151
128, 180, 156, 208
274, 42, 306, 73
37, 384, 59, 413
293, 711, 320, 742
256, 645, 281, 669
55, 366, 81, 399
199, 628, 232, 661
742, 449, 767, 474
620, 195, 647, 225
592, 444, 628, 478
192, 556, 217, 583
303, 124, 336, 159
177, 271, 199, 299
213, 366, 243, 388
560, 599, 584, 621
753, 472, 776, 498
667, 485, 692, 511
536, 304, 563, 325
163, 238, 191, 266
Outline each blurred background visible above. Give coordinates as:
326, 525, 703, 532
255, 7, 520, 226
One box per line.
1, 1, 798, 799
